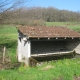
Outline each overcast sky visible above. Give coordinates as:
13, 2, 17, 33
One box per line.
27, 0, 80, 12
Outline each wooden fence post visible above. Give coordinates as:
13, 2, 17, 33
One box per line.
2, 47, 6, 63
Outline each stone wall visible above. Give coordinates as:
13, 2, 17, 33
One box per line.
18, 31, 31, 66
66, 40, 80, 54
18, 31, 80, 66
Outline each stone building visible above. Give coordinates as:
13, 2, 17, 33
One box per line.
17, 26, 80, 66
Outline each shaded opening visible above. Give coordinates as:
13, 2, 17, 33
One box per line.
30, 40, 79, 61
31, 39, 79, 61
31, 41, 71, 55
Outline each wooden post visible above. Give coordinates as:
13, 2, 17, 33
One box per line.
2, 47, 6, 63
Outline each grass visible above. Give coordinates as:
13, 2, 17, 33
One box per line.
46, 22, 80, 26
0, 22, 80, 80
0, 58, 80, 80
0, 25, 17, 34
46, 22, 80, 32
0, 25, 17, 63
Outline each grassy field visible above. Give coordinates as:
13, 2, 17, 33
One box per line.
0, 22, 80, 80
0, 25, 18, 63
46, 22, 80, 32
0, 59, 80, 80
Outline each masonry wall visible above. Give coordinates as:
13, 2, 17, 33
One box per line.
18, 32, 80, 65
18, 31, 31, 66
66, 40, 80, 54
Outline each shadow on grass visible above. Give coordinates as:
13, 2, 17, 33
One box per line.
0, 39, 17, 49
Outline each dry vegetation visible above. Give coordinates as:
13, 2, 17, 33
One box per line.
0, 7, 80, 25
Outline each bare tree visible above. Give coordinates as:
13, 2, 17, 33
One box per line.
0, 0, 27, 12
0, 0, 26, 24
1, 4, 80, 25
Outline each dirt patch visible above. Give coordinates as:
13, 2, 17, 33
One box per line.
40, 65, 54, 70
0, 62, 21, 70
74, 76, 80, 80
0, 47, 21, 70
54, 76, 80, 80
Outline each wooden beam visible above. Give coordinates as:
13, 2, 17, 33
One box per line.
31, 50, 74, 57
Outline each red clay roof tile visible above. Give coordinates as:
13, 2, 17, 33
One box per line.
17, 26, 80, 38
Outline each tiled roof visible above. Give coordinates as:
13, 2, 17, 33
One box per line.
17, 26, 80, 38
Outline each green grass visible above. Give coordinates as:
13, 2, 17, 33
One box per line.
0, 23, 80, 80
0, 25, 17, 34
67, 26, 80, 32
46, 22, 80, 26
0, 25, 17, 63
46, 22, 80, 32
0, 58, 80, 80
